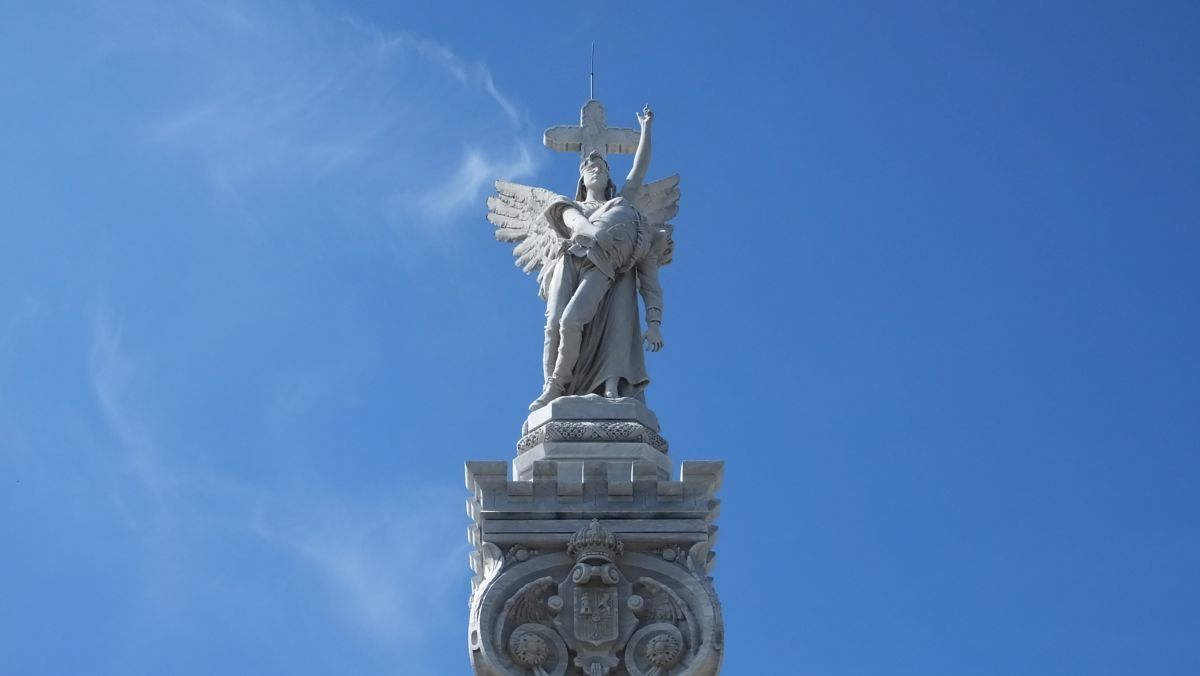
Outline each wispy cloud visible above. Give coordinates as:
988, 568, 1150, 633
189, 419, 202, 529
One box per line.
95, 0, 529, 229
365, 28, 523, 125
406, 142, 538, 225
83, 299, 466, 651
253, 490, 468, 644
88, 302, 171, 518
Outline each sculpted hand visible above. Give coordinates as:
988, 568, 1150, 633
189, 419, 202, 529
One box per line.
637, 105, 653, 129
644, 324, 664, 352
563, 206, 601, 243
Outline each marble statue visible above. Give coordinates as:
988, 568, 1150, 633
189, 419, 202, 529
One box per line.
470, 95, 723, 676
488, 101, 679, 411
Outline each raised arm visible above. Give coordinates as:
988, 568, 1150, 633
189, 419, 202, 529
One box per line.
621, 106, 653, 197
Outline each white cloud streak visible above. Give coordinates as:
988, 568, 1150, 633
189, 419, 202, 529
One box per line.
410, 143, 538, 224
253, 491, 468, 644
367, 28, 523, 126
97, 0, 530, 230
83, 299, 465, 650
88, 303, 171, 517
76, 297, 463, 657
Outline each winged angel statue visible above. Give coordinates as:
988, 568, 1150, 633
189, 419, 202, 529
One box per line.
488, 107, 680, 411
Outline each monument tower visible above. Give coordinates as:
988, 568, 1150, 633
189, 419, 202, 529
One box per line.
466, 94, 725, 676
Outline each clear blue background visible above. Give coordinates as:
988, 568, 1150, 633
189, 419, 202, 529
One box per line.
2, 1, 1197, 674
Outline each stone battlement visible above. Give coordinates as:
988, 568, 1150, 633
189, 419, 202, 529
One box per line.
466, 452, 724, 676
467, 460, 721, 516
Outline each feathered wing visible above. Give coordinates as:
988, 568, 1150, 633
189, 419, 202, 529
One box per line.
634, 577, 686, 623
631, 174, 680, 226
630, 174, 680, 266
487, 181, 566, 296
503, 576, 557, 623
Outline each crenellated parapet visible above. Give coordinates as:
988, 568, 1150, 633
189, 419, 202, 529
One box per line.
467, 397, 724, 676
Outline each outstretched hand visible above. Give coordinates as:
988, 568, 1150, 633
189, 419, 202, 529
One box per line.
637, 105, 653, 128
644, 324, 664, 352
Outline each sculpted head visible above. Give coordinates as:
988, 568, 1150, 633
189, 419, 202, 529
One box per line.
576, 151, 616, 201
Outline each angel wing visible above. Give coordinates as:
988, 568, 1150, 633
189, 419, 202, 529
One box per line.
487, 181, 566, 297
502, 576, 557, 623
630, 174, 680, 227
630, 174, 680, 267
634, 577, 686, 623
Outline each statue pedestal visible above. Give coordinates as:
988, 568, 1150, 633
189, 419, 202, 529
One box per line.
515, 395, 671, 482
467, 398, 724, 675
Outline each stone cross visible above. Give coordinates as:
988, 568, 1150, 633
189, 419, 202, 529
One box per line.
543, 99, 640, 160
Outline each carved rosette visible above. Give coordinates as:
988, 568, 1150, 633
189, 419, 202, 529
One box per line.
469, 521, 722, 676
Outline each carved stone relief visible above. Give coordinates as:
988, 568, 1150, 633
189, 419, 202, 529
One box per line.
469, 521, 722, 676
518, 420, 669, 454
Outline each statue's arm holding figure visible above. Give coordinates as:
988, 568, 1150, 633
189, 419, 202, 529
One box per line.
552, 107, 654, 243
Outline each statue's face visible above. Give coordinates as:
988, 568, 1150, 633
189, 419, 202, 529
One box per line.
580, 153, 610, 193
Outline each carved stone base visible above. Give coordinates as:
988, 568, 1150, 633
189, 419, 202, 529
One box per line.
521, 395, 662, 438
515, 395, 670, 481
466, 446, 724, 675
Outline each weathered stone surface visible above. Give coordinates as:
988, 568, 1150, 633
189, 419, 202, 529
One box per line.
515, 395, 670, 481
544, 99, 641, 157
467, 458, 723, 675
513, 446, 671, 485
523, 395, 661, 436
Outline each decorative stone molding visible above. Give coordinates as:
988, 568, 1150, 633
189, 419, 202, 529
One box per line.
468, 519, 723, 676
518, 420, 669, 454
468, 397, 721, 674
511, 397, 675, 482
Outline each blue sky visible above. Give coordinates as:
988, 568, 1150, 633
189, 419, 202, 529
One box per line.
1, 1, 1198, 674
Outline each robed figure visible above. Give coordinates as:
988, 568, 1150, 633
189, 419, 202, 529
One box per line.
488, 105, 679, 410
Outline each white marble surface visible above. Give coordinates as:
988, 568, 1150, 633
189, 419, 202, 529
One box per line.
523, 394, 661, 435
